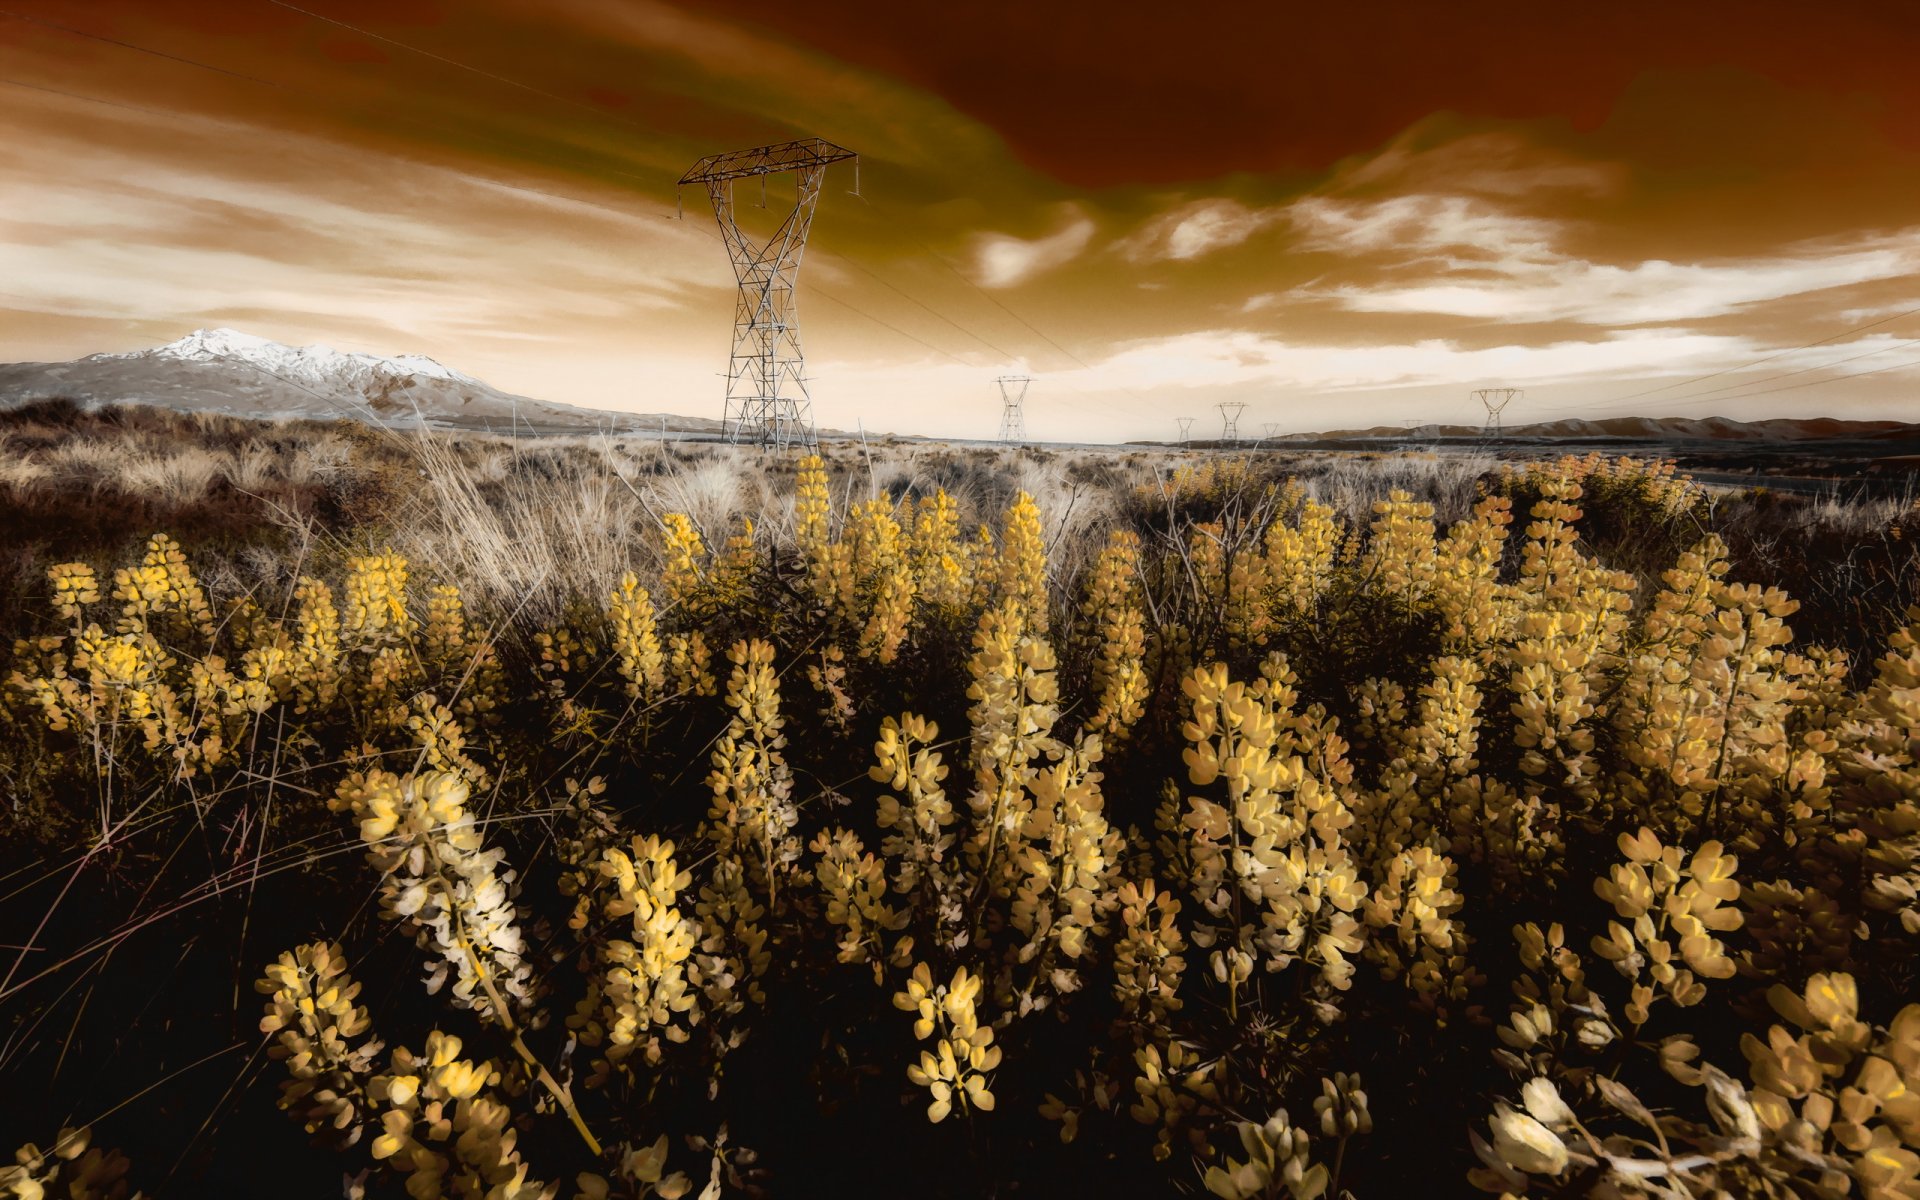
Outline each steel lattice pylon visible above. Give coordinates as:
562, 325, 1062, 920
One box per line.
996, 374, 1033, 443
680, 138, 858, 450
1474, 387, 1522, 438
1217, 401, 1246, 445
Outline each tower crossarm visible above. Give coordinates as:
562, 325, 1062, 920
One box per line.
679, 138, 858, 185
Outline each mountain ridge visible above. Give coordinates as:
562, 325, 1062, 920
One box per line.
5, 333, 1914, 444
1265, 415, 1920, 444
0, 328, 714, 434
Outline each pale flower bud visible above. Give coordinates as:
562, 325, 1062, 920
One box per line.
1702, 1066, 1761, 1142
1520, 1077, 1574, 1129
1490, 1103, 1569, 1176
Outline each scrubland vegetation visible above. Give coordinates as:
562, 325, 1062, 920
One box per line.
3, 398, 1919, 1198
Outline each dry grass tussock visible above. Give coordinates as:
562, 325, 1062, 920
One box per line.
4, 414, 1920, 1197
0, 399, 1914, 644
1300, 449, 1499, 526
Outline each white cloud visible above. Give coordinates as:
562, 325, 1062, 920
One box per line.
799, 322, 1920, 442
1287, 193, 1561, 262
10, 74, 1915, 440
1306, 230, 1920, 324
1335, 129, 1623, 199
1243, 132, 1898, 329
1117, 198, 1284, 263
971, 204, 1096, 287
0, 91, 708, 345
1066, 328, 1752, 393
569, 0, 1004, 176
1834, 297, 1920, 323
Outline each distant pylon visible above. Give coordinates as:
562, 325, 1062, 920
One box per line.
1176, 417, 1195, 446
997, 374, 1034, 443
1217, 401, 1247, 445
1261, 421, 1280, 445
1474, 388, 1522, 437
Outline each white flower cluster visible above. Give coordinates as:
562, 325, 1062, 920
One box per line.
333, 769, 536, 1021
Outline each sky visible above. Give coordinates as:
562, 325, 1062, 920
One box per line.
2, 0, 1919, 441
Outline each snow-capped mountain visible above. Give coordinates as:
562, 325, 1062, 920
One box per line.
0, 329, 659, 433
131, 327, 485, 390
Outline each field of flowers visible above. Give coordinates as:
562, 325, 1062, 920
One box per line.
2, 437, 1917, 1199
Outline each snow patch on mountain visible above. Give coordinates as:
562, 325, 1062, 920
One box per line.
0, 329, 666, 433
117, 328, 483, 389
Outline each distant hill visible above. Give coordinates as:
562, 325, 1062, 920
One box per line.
0, 329, 719, 435
1270, 415, 1920, 444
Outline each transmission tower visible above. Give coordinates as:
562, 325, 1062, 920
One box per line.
996, 375, 1034, 443
1474, 388, 1522, 438
680, 138, 857, 450
1217, 401, 1247, 445
1261, 421, 1280, 445
1176, 417, 1195, 446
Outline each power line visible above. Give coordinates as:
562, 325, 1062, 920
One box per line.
1616, 334, 1920, 408
0, 76, 180, 118
67, 4, 1119, 435
1679, 351, 1920, 406
827, 256, 1016, 365
9, 10, 1063, 438
808, 289, 977, 368
825, 196, 1136, 426
1621, 303, 1920, 400
24, 3, 1915, 435
923, 245, 1088, 368
1554, 301, 1920, 413
3, 9, 668, 197
684, 221, 1124, 429
817, 252, 1120, 421
673, 191, 1128, 427
265, 0, 1165, 434
282, 5, 1096, 414
11, 67, 656, 221
928, 260, 1152, 419
260, 6, 1119, 429
673, 217, 984, 372
842, 195, 1145, 419
0, 9, 274, 85
14, 5, 1137, 438
261, 0, 1130, 430
825, 240, 1119, 421
813, 280, 1111, 422
912, 235, 1159, 410
259, 0, 661, 137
